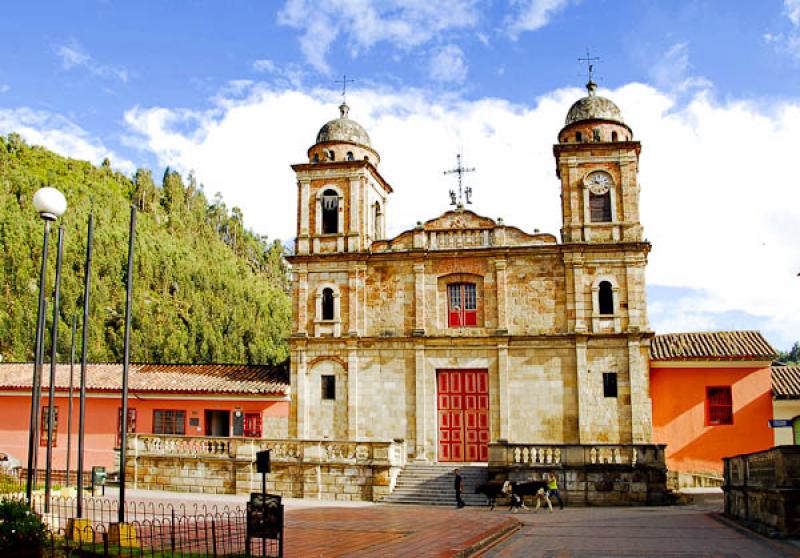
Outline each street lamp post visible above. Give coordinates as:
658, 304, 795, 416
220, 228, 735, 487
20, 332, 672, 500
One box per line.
26, 187, 67, 505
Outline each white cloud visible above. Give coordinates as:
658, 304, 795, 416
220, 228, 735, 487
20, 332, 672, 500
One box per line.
122, 81, 800, 347
0, 107, 135, 174
506, 0, 575, 38
650, 43, 711, 92
277, 0, 480, 73
0, 84, 8, 94
786, 0, 800, 25
428, 45, 468, 84
55, 39, 129, 83
252, 59, 276, 73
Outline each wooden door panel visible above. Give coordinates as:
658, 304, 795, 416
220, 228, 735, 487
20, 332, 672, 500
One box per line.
437, 369, 489, 463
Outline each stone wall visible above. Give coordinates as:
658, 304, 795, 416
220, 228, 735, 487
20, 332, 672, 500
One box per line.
724, 446, 800, 537
491, 442, 669, 506
125, 435, 405, 501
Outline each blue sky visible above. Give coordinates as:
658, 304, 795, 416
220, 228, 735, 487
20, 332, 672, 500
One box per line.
1, 1, 799, 350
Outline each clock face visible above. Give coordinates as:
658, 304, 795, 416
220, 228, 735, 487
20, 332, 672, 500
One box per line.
586, 172, 612, 194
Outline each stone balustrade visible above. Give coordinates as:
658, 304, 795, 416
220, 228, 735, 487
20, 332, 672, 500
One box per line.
491, 442, 665, 468
131, 434, 235, 458
724, 446, 800, 536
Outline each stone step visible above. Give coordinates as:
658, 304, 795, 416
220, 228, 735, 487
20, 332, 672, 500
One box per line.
384, 464, 489, 507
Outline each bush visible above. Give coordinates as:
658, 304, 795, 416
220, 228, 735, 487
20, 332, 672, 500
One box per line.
0, 498, 47, 557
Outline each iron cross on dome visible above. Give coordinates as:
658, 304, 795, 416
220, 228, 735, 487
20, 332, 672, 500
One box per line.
443, 153, 475, 207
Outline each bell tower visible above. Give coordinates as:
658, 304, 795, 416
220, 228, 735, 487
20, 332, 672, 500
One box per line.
293, 103, 392, 255
553, 80, 642, 244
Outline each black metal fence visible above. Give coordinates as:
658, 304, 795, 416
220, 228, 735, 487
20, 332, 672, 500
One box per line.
1, 473, 281, 557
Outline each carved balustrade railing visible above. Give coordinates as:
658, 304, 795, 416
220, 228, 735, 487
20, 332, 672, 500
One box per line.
490, 442, 666, 468
128, 435, 407, 467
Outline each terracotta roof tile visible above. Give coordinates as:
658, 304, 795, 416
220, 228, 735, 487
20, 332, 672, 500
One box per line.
650, 331, 776, 361
772, 366, 800, 399
0, 362, 289, 395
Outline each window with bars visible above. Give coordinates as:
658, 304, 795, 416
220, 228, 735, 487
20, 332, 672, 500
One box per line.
39, 406, 58, 447
448, 283, 477, 327
321, 375, 336, 400
706, 387, 733, 425
153, 410, 186, 435
116, 408, 137, 448
603, 373, 618, 398
244, 413, 262, 438
321, 189, 339, 234
590, 191, 612, 222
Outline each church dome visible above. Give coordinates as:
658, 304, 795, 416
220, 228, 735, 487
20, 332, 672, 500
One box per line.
564, 81, 625, 126
316, 103, 371, 148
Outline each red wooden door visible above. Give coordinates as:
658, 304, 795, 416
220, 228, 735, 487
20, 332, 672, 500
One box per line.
437, 370, 489, 462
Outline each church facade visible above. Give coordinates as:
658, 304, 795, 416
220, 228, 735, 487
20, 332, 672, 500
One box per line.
287, 82, 653, 465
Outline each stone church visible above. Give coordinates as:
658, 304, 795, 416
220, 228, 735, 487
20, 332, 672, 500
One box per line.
286, 80, 653, 469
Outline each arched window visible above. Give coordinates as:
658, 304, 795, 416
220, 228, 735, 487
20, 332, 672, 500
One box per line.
590, 191, 612, 222
346, 151, 354, 161
598, 281, 614, 315
373, 202, 382, 239
327, 150, 335, 161
611, 131, 618, 142
576, 131, 583, 142
448, 283, 477, 327
592, 128, 601, 142
321, 288, 335, 320
313, 153, 319, 163
321, 189, 339, 234
364, 155, 370, 162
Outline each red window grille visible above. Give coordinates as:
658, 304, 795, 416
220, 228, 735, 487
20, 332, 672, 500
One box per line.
39, 406, 58, 447
153, 410, 186, 435
244, 413, 262, 438
706, 386, 733, 425
116, 408, 137, 448
448, 283, 477, 327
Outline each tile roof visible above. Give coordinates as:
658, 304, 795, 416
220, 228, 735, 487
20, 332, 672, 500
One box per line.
650, 331, 776, 361
0, 362, 289, 395
772, 366, 800, 399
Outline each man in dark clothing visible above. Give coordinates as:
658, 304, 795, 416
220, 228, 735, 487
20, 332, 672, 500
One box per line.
454, 468, 465, 508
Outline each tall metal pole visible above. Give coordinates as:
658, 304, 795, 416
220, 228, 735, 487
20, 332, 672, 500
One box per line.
118, 206, 136, 524
66, 315, 77, 487
32, 300, 47, 489
76, 214, 93, 519
44, 225, 65, 512
26, 220, 50, 504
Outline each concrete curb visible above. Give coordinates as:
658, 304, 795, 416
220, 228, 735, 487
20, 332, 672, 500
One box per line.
456, 519, 522, 558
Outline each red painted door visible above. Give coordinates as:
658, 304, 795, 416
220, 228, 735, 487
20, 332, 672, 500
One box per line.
437, 370, 489, 462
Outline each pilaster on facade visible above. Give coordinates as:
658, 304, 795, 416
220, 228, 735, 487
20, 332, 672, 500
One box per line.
571, 254, 588, 333
414, 343, 427, 461
413, 262, 426, 336
348, 265, 359, 336
347, 342, 359, 440
497, 343, 510, 440
574, 335, 591, 444
356, 263, 367, 336
295, 267, 308, 336
347, 177, 361, 252
627, 335, 652, 443
292, 341, 309, 439
494, 260, 508, 334
624, 254, 647, 331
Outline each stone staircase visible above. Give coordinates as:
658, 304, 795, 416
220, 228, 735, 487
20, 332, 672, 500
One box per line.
383, 464, 490, 506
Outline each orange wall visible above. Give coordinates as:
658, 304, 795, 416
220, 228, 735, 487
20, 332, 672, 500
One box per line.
0, 392, 289, 470
651, 365, 773, 473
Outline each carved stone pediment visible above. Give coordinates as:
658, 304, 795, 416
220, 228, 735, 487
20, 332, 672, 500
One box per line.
423, 209, 496, 230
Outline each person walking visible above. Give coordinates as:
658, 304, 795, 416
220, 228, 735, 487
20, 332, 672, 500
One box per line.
547, 472, 564, 510
454, 468, 465, 509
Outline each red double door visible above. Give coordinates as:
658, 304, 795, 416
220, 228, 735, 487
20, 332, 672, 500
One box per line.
437, 369, 489, 462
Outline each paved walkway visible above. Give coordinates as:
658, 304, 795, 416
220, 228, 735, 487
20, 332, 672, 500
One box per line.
478, 503, 800, 558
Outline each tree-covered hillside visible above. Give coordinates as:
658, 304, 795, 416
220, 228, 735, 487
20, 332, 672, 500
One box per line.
0, 134, 290, 364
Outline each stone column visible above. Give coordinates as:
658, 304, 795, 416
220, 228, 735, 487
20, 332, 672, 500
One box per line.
297, 180, 311, 254
575, 335, 591, 444
356, 263, 367, 336
348, 265, 358, 336
627, 335, 652, 443
347, 342, 359, 440
497, 343, 510, 440
413, 262, 425, 336
348, 177, 360, 252
296, 268, 308, 336
495, 260, 508, 333
414, 343, 427, 460
572, 256, 587, 333
293, 341, 308, 439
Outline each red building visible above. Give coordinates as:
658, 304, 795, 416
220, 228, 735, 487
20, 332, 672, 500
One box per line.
650, 331, 775, 483
0, 362, 289, 471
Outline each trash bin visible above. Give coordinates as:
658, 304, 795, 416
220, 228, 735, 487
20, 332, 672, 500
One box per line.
91, 466, 106, 496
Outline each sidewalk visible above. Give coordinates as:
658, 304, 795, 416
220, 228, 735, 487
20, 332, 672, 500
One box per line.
479, 505, 800, 558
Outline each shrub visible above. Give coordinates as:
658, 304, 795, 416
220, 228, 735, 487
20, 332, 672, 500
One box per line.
0, 498, 47, 557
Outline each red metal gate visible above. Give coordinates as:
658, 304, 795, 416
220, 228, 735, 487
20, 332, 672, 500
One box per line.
437, 369, 489, 462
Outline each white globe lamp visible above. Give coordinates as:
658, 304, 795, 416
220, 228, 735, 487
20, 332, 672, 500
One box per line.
32, 187, 67, 221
